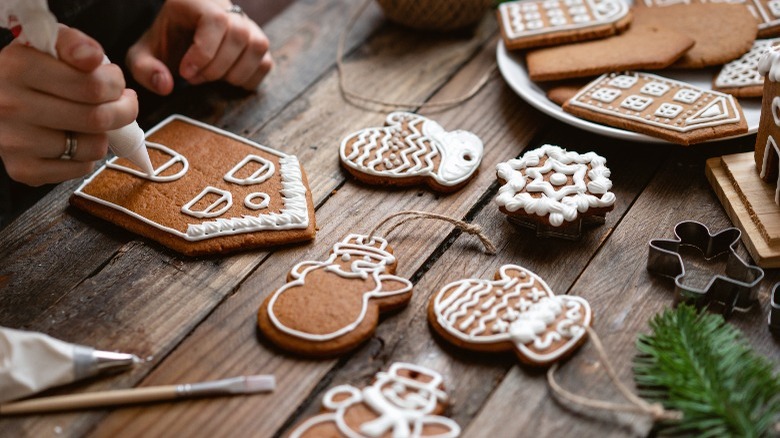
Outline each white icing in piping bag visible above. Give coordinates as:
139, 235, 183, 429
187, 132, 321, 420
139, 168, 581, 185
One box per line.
0, 0, 154, 175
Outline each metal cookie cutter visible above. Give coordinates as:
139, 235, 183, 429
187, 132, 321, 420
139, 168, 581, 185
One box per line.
770, 283, 780, 336
647, 221, 764, 318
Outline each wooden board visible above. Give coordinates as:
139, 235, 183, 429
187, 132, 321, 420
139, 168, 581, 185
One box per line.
706, 154, 780, 267
721, 152, 780, 244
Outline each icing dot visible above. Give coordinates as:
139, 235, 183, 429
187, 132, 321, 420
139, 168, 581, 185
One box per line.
550, 172, 568, 186
394, 159, 402, 166
474, 310, 482, 317
363, 255, 371, 261
389, 153, 397, 160
391, 145, 399, 151
341, 254, 351, 261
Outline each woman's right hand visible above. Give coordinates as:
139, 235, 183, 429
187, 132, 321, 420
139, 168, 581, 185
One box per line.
0, 25, 138, 186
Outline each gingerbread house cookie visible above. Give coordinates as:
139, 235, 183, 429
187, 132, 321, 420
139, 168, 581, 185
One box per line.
563, 72, 749, 145
497, 0, 632, 51
289, 362, 460, 438
71, 115, 316, 256
495, 144, 616, 239
428, 265, 592, 367
714, 39, 780, 98
340, 112, 483, 193
258, 234, 413, 357
755, 45, 780, 203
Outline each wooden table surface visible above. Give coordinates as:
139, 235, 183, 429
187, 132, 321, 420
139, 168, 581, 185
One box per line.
1, 1, 778, 436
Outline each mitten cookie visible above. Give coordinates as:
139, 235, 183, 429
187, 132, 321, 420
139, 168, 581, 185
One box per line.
563, 72, 749, 145
258, 234, 413, 357
289, 362, 460, 438
340, 112, 483, 193
70, 115, 316, 256
428, 265, 592, 366
497, 0, 632, 51
495, 144, 616, 238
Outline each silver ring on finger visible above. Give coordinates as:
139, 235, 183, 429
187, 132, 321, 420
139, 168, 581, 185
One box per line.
227, 4, 245, 15
60, 131, 77, 160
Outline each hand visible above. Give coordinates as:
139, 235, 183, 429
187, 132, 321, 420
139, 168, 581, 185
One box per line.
127, 0, 274, 95
0, 25, 138, 186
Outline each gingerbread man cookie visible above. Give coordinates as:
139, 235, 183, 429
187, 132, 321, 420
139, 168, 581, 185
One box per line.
290, 362, 460, 438
429, 265, 592, 366
340, 112, 483, 193
258, 234, 413, 357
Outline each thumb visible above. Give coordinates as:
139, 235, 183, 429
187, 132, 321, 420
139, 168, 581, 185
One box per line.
126, 37, 174, 96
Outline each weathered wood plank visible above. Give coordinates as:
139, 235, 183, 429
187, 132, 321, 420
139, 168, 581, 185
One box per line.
467, 141, 779, 437
87, 48, 547, 436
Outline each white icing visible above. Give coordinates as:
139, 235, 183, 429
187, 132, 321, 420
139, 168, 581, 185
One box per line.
223, 154, 275, 185
289, 363, 460, 438
105, 141, 189, 182
181, 186, 232, 218
432, 264, 592, 364
759, 44, 780, 83
716, 39, 780, 89
568, 72, 743, 133
495, 144, 615, 226
499, 0, 629, 40
339, 112, 483, 188
244, 192, 270, 210
760, 135, 780, 205
266, 234, 413, 342
73, 115, 312, 242
642, 0, 780, 33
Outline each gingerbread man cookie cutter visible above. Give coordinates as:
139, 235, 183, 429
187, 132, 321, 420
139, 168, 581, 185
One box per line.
647, 221, 764, 318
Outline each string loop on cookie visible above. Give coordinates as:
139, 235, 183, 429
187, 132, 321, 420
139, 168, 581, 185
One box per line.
337, 0, 497, 112
546, 327, 683, 422
367, 210, 496, 254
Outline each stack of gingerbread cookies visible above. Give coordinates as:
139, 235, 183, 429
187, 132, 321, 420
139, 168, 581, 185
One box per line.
498, 0, 778, 145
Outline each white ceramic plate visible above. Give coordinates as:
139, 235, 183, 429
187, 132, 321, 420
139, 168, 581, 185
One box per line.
496, 41, 762, 144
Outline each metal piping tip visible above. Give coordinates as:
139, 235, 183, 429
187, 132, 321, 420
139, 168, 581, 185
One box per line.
73, 346, 139, 379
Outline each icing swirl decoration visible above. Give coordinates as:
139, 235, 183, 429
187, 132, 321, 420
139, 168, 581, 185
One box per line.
340, 112, 483, 192
429, 264, 592, 366
495, 144, 616, 227
290, 362, 461, 438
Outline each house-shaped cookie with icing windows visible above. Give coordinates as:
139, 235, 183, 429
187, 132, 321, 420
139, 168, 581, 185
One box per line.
71, 115, 316, 256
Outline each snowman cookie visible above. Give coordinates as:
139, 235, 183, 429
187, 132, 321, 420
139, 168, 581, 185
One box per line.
429, 264, 592, 366
289, 362, 460, 438
339, 112, 483, 193
258, 234, 413, 357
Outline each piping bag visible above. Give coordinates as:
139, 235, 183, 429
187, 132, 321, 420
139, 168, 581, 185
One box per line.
0, 0, 154, 175
0, 327, 139, 403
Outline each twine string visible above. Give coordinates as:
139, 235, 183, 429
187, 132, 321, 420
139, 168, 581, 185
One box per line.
367, 210, 496, 254
337, 0, 498, 110
546, 327, 683, 422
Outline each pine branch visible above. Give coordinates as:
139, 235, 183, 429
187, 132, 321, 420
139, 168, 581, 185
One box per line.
633, 305, 780, 437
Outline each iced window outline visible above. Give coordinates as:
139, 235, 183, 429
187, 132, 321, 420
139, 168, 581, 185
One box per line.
654, 103, 683, 118
244, 192, 271, 210
182, 186, 232, 219
674, 89, 702, 104
591, 88, 622, 103
640, 82, 671, 97
106, 141, 189, 183
224, 154, 276, 186
608, 75, 637, 89
620, 95, 654, 111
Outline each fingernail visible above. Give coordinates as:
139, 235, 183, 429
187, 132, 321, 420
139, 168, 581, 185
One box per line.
71, 44, 100, 61
152, 72, 163, 90
181, 63, 198, 79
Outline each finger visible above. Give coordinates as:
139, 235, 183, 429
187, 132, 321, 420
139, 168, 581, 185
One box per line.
0, 123, 109, 162
223, 28, 271, 87
55, 25, 105, 72
191, 15, 252, 84
179, 10, 229, 81
240, 52, 274, 90
23, 62, 125, 104
126, 35, 175, 95
11, 89, 138, 134
3, 156, 96, 187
